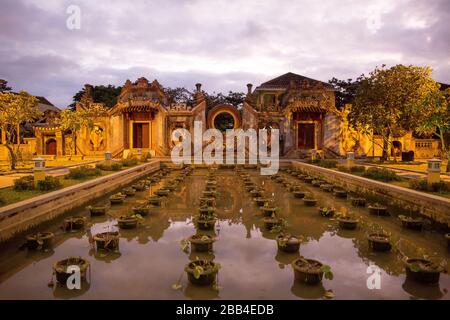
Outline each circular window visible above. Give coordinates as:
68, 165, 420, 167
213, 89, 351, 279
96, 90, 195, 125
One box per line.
213, 112, 235, 132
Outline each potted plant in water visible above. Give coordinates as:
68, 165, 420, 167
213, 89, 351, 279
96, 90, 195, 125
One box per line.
62, 216, 86, 231
109, 193, 126, 205
194, 213, 217, 230
404, 258, 445, 285
292, 257, 333, 285
319, 184, 333, 192
26, 232, 54, 250
93, 231, 120, 251
117, 214, 143, 229
318, 207, 335, 217
333, 188, 347, 198
368, 203, 388, 216
261, 205, 278, 217
86, 204, 108, 217
399, 215, 424, 230
254, 197, 269, 207
122, 187, 136, 196
277, 233, 302, 253
132, 203, 152, 216
155, 188, 170, 197
185, 259, 221, 286
185, 234, 216, 252
351, 197, 367, 207
53, 257, 90, 285
199, 197, 216, 207
148, 195, 162, 206
263, 216, 286, 232
303, 196, 317, 206
368, 232, 392, 252
337, 214, 359, 230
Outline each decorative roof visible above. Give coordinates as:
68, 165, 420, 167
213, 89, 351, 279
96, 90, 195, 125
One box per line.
256, 72, 334, 91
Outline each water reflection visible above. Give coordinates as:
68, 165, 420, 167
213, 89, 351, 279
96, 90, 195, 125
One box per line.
0, 168, 448, 300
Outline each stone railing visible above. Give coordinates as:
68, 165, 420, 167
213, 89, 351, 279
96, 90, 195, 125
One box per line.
291, 161, 450, 227
0, 160, 161, 242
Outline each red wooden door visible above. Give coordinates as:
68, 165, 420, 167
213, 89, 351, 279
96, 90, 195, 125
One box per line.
46, 139, 57, 155
298, 124, 315, 149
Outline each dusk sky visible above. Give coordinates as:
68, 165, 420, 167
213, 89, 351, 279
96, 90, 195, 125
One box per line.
1, 0, 449, 108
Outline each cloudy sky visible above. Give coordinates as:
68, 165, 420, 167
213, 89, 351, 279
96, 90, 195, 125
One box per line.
0, 0, 449, 107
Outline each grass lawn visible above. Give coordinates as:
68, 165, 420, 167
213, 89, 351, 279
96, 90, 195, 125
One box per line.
376, 162, 448, 174
0, 162, 141, 207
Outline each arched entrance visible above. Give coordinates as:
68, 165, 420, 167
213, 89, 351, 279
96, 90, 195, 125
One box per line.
45, 139, 57, 155
207, 104, 241, 131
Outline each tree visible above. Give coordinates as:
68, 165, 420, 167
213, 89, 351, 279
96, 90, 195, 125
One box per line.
165, 87, 195, 105
0, 91, 40, 169
0, 79, 12, 92
204, 91, 245, 111
349, 64, 440, 161
415, 88, 450, 171
58, 109, 94, 156
328, 76, 364, 108
68, 85, 122, 110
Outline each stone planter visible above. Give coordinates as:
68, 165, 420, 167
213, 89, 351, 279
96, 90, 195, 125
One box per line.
110, 193, 126, 205
117, 215, 138, 229
188, 234, 216, 252
293, 191, 306, 199
263, 217, 284, 231
62, 216, 86, 231
399, 215, 423, 231
199, 197, 216, 207
148, 196, 162, 206
132, 183, 146, 191
311, 180, 324, 187
26, 232, 54, 250
93, 231, 120, 251
87, 204, 108, 217
277, 234, 300, 253
194, 217, 217, 230
368, 204, 388, 216
123, 187, 136, 196
318, 207, 335, 218
404, 258, 444, 285
53, 257, 89, 285
202, 190, 217, 198
250, 189, 263, 198
292, 258, 324, 285
319, 184, 333, 192
255, 197, 269, 207
198, 206, 215, 217
132, 204, 152, 216
304, 176, 314, 183
303, 198, 317, 206
351, 198, 366, 207
185, 260, 219, 286
155, 188, 170, 197
261, 206, 277, 217
333, 188, 347, 198
337, 216, 358, 230
368, 233, 392, 252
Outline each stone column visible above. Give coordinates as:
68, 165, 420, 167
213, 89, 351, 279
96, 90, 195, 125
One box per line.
427, 158, 442, 186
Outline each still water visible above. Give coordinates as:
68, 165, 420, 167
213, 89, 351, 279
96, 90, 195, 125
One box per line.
0, 168, 448, 299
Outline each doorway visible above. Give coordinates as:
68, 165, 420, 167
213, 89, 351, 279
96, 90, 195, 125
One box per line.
298, 123, 315, 149
45, 139, 57, 155
133, 123, 150, 148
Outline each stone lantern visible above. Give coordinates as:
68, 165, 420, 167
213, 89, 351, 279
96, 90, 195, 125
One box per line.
427, 158, 442, 186
32, 157, 46, 185
347, 152, 355, 167
104, 151, 112, 166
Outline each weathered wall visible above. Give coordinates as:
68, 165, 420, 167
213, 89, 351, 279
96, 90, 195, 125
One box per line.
0, 160, 161, 242
291, 161, 450, 227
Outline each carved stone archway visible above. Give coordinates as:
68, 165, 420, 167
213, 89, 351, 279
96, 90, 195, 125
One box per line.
207, 104, 241, 131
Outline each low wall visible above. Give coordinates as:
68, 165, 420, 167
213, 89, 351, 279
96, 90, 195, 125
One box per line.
0, 160, 161, 242
291, 161, 450, 228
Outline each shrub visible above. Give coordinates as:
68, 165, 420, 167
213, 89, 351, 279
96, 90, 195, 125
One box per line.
37, 176, 62, 191
13, 175, 35, 191
121, 157, 139, 167
95, 162, 123, 171
349, 165, 366, 173
362, 167, 401, 182
337, 165, 350, 173
410, 179, 450, 193
316, 159, 338, 168
67, 166, 101, 179
140, 152, 151, 162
